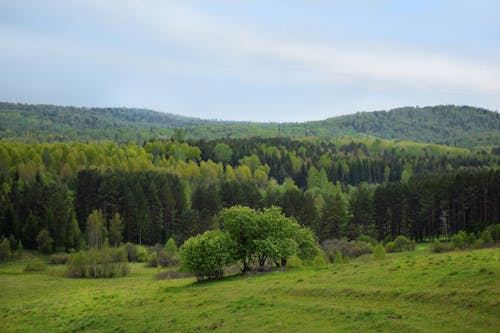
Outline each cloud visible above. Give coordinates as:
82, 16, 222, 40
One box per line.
82, 0, 500, 94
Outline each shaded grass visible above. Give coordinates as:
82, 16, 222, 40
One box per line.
0, 247, 499, 332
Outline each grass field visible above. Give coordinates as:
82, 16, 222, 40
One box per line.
1, 245, 499, 332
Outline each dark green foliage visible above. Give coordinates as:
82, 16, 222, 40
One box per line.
0, 238, 11, 261
487, 224, 500, 244
36, 229, 54, 254
478, 230, 493, 247
179, 230, 236, 281
108, 213, 124, 247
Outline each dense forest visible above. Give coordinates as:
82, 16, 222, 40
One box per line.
2, 102, 500, 148
1, 135, 499, 251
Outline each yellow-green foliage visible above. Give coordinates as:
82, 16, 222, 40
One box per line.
372, 243, 386, 260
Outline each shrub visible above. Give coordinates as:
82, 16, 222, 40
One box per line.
312, 252, 328, 267
357, 235, 378, 247
49, 253, 70, 265
321, 239, 371, 262
372, 243, 386, 260
429, 239, 453, 253
0, 238, 11, 262
287, 255, 303, 268
146, 252, 158, 268
478, 230, 493, 247
36, 229, 54, 254
24, 261, 46, 272
465, 232, 477, 247
124, 242, 137, 262
180, 230, 236, 281
135, 245, 148, 263
67, 247, 130, 278
124, 242, 148, 262
164, 237, 178, 258
386, 236, 415, 253
334, 250, 343, 264
488, 224, 500, 244
451, 231, 468, 249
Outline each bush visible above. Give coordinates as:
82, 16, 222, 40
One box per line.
49, 253, 70, 265
321, 239, 372, 262
488, 224, 500, 244
67, 247, 130, 278
385, 236, 415, 253
357, 235, 378, 247
287, 255, 303, 268
146, 252, 158, 268
451, 231, 468, 249
465, 232, 477, 247
429, 239, 453, 253
36, 229, 54, 254
135, 245, 148, 263
372, 244, 386, 260
478, 230, 493, 247
24, 261, 46, 272
312, 252, 328, 267
123, 242, 148, 262
180, 230, 236, 281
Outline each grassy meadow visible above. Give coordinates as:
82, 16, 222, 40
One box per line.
1, 245, 499, 333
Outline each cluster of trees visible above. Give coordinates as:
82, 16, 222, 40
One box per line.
180, 206, 319, 280
1, 137, 500, 251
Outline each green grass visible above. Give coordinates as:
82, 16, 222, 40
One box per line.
1, 247, 499, 332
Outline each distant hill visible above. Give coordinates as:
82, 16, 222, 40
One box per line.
1, 102, 499, 148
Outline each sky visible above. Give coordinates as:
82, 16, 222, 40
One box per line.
1, 1, 499, 122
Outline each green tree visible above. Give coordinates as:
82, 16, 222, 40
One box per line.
108, 213, 124, 247
254, 207, 298, 267
219, 206, 259, 272
372, 243, 386, 260
179, 230, 236, 281
164, 237, 178, 258
36, 229, 54, 254
0, 238, 11, 261
86, 210, 106, 249
213, 143, 233, 164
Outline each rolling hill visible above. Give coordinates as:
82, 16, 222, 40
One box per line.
1, 102, 499, 148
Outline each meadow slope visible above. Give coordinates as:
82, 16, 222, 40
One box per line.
1, 246, 499, 332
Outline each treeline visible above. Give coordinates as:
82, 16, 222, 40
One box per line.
1, 138, 499, 250
2, 102, 500, 148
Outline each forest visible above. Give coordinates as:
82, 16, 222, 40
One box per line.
2, 102, 500, 148
1, 135, 499, 252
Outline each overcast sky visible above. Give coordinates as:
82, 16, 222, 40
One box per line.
1, 1, 499, 121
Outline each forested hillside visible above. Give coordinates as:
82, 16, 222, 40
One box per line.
1, 137, 499, 251
1, 102, 500, 148
0, 102, 223, 143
